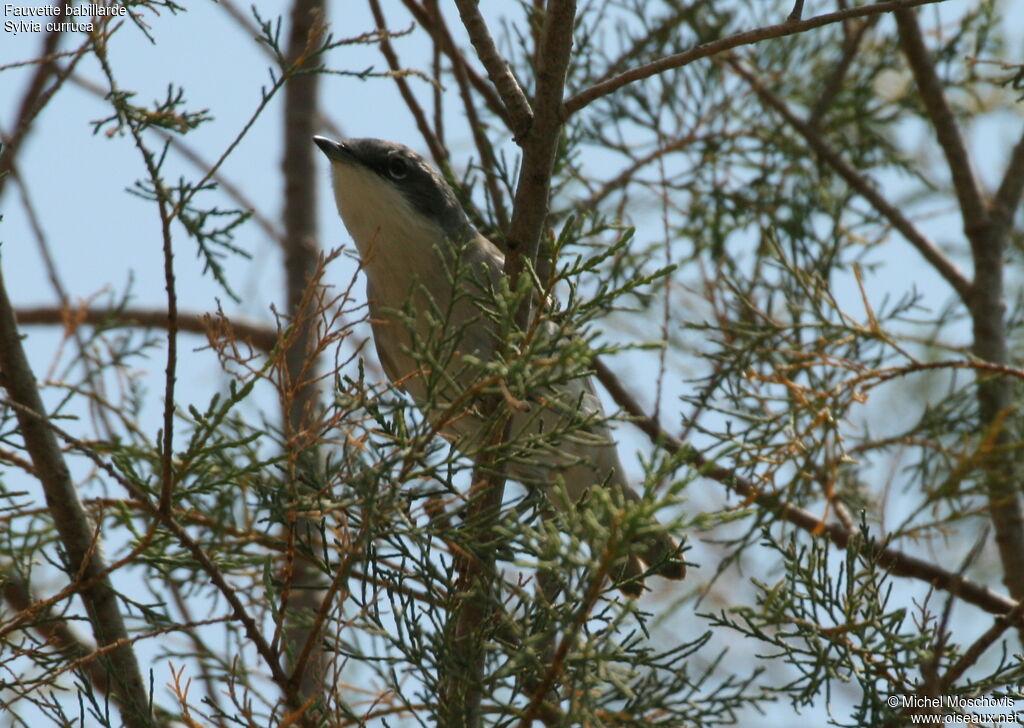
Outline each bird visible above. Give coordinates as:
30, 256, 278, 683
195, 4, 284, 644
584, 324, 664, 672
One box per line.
313, 135, 685, 595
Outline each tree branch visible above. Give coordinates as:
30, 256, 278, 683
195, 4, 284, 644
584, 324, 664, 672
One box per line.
894, 8, 987, 233
807, 14, 878, 127
504, 0, 577, 292
368, 0, 447, 164
31, 305, 1019, 619
453, 0, 534, 138
0, 268, 154, 726
398, 0, 513, 130
280, 0, 329, 708
438, 4, 577, 726
564, 0, 949, 117
728, 57, 972, 300
993, 125, 1024, 232
14, 306, 279, 352
894, 9, 1024, 602
591, 357, 1021, 622
1, 566, 112, 700
0, 1, 67, 202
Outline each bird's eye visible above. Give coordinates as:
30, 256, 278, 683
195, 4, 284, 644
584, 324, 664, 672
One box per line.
388, 156, 409, 180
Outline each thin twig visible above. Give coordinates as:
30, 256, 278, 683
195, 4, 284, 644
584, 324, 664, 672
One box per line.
938, 599, 1024, 690
0, 1, 68, 201
92, 41, 180, 518
728, 57, 971, 300
591, 357, 1021, 621
14, 306, 278, 352
564, 0, 949, 116
1, 567, 112, 698
399, 0, 513, 129
367, 0, 447, 164
807, 14, 878, 127
63, 70, 286, 246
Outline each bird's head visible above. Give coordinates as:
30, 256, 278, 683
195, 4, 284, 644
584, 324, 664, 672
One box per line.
313, 136, 472, 258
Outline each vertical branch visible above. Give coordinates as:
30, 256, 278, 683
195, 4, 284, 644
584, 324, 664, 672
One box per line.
895, 8, 1024, 600
441, 3, 578, 726
452, 0, 534, 136
282, 0, 324, 431
504, 0, 577, 301
0, 0, 66, 202
0, 270, 153, 727
280, 0, 328, 706
427, 0, 446, 148
157, 180, 178, 516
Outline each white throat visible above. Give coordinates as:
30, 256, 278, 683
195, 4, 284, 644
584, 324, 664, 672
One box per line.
329, 161, 450, 294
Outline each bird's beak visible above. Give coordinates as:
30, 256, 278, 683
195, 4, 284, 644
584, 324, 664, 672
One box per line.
313, 136, 353, 163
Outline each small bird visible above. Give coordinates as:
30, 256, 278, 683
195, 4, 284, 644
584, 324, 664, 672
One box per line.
314, 136, 685, 594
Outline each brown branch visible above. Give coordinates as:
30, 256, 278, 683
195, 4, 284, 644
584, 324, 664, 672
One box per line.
564, 0, 950, 117
591, 357, 1021, 622
992, 126, 1024, 232
807, 14, 878, 127
848, 358, 1024, 390
938, 598, 1024, 690
894, 10, 1024, 603
14, 306, 278, 352
440, 5, 577, 726
0, 1, 67, 202
427, 0, 445, 151
504, 0, 577, 294
729, 58, 972, 300
453, 0, 534, 138
280, 0, 329, 711
399, 0, 513, 130
894, 8, 987, 233
2, 394, 308, 720
1, 566, 111, 698
0, 269, 153, 726
155, 165, 178, 518
367, 0, 448, 164
282, 0, 325, 435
